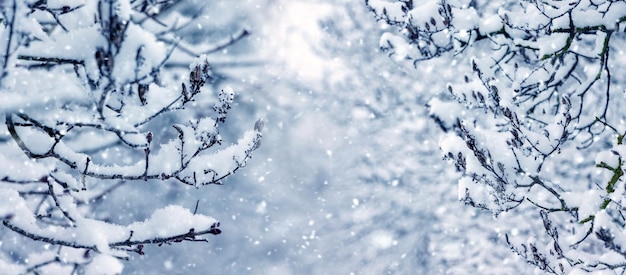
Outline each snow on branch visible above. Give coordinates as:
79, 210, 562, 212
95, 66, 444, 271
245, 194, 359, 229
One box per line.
0, 0, 261, 273
0, 190, 222, 258
367, 0, 626, 272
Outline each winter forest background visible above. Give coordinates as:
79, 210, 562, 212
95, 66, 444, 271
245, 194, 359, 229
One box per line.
1, 0, 626, 274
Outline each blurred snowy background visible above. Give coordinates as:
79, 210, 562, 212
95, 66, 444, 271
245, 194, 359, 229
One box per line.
116, 0, 534, 273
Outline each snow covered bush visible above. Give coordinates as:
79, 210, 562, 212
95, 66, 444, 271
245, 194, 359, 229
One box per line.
0, 0, 261, 273
366, 0, 626, 273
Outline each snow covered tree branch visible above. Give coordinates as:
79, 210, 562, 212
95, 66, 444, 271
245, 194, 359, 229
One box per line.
367, 0, 626, 273
0, 0, 260, 273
